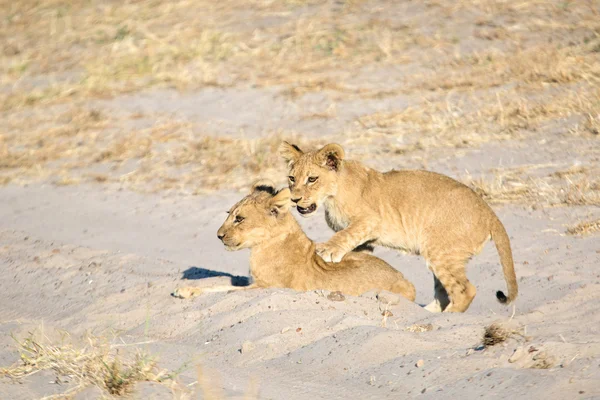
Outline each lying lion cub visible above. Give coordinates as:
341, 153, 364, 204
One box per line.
280, 142, 518, 313
173, 180, 416, 300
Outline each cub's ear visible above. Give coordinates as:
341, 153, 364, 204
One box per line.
251, 179, 276, 195
279, 141, 303, 166
316, 143, 345, 171
269, 188, 291, 216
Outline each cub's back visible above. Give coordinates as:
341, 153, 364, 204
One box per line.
380, 169, 498, 242
383, 169, 492, 211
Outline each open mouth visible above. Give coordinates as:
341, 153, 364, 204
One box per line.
297, 204, 317, 215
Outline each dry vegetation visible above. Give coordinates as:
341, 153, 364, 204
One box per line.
482, 322, 524, 348
464, 164, 600, 207
481, 323, 554, 369
404, 323, 434, 333
0, 331, 184, 398
0, 104, 325, 192
1, 0, 599, 201
566, 218, 600, 236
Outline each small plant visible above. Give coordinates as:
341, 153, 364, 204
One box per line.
102, 354, 157, 396
483, 323, 514, 347
0, 331, 182, 398
529, 351, 556, 369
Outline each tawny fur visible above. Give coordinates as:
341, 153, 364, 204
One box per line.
280, 142, 518, 313
173, 180, 416, 300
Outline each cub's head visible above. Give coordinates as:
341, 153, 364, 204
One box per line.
217, 180, 291, 250
279, 142, 344, 217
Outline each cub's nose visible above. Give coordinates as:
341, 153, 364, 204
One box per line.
217, 233, 225, 240
291, 197, 302, 204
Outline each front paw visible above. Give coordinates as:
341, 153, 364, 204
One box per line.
316, 243, 347, 263
172, 287, 203, 299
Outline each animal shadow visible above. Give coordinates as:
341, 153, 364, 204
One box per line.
181, 266, 250, 287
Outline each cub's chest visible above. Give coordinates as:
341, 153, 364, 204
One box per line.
324, 199, 351, 232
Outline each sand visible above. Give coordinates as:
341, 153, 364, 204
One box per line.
1, 181, 599, 399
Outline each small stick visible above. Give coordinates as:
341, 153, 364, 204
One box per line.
508, 304, 516, 321
559, 334, 567, 343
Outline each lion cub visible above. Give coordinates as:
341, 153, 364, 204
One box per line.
280, 142, 518, 313
173, 180, 416, 300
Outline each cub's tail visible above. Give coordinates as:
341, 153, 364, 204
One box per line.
491, 219, 518, 304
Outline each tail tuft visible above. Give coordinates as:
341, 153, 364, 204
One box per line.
496, 290, 508, 304
491, 219, 518, 305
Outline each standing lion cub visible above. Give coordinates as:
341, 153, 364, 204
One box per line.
280, 142, 518, 313
173, 180, 416, 300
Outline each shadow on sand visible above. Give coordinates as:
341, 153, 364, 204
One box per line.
181, 266, 250, 287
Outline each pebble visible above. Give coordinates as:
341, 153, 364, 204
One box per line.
240, 341, 255, 354
415, 359, 425, 368
509, 347, 526, 363
327, 291, 345, 302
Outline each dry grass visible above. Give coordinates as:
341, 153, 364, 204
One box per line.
1, 99, 597, 198
529, 352, 556, 369
3, 0, 596, 107
355, 0, 600, 149
358, 86, 600, 152
1, 0, 239, 110
483, 323, 509, 347
0, 0, 416, 110
482, 323, 517, 348
0, 331, 183, 398
106, 133, 324, 193
404, 323, 434, 333
566, 218, 600, 236
0, 105, 326, 193
1, 0, 598, 199
484, 323, 554, 367
464, 164, 600, 207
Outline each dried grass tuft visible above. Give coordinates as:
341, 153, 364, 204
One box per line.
566, 218, 600, 236
529, 352, 556, 369
0, 332, 181, 398
483, 323, 520, 348
404, 324, 434, 333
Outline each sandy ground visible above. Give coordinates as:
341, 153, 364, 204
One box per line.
1, 0, 600, 398
1, 180, 599, 399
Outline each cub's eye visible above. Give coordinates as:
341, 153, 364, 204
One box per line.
288, 176, 295, 183
307, 176, 318, 183
234, 216, 244, 223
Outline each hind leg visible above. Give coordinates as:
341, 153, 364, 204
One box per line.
429, 260, 476, 313
424, 274, 450, 312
